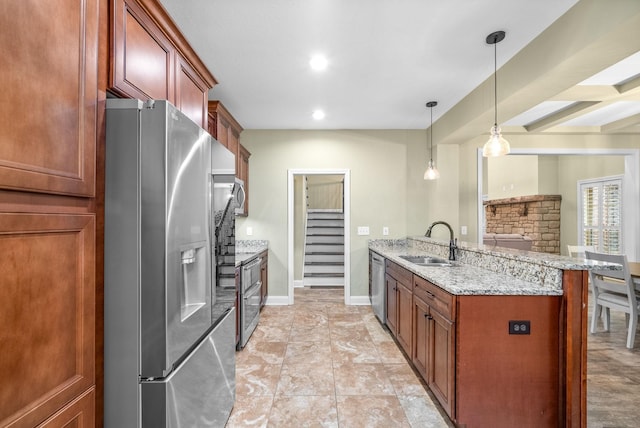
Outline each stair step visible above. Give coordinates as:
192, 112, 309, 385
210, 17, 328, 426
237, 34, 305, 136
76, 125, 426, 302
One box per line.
305, 254, 344, 263
307, 227, 344, 235
307, 219, 344, 227
308, 212, 344, 220
305, 244, 344, 253
304, 270, 345, 277
303, 277, 344, 286
306, 235, 344, 244
304, 264, 344, 274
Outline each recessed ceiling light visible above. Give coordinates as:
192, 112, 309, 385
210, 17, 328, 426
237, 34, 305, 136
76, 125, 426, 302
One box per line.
309, 54, 328, 71
312, 110, 325, 120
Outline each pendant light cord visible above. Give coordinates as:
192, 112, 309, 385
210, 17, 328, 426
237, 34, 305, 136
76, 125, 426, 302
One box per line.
430, 106, 433, 161
493, 38, 497, 127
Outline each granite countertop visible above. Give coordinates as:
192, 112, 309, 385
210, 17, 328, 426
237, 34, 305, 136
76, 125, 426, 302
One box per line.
235, 240, 269, 267
371, 245, 563, 296
369, 238, 621, 297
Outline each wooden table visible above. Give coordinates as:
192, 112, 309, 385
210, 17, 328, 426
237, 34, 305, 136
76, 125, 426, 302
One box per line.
630, 261, 640, 290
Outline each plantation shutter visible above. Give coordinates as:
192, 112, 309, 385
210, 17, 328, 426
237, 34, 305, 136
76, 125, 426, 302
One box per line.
579, 177, 622, 255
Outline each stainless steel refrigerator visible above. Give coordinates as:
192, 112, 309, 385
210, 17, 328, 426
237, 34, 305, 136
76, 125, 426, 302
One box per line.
104, 99, 235, 427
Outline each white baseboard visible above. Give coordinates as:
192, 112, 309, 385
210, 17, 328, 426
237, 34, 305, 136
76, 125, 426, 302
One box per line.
347, 295, 372, 306
294, 280, 304, 288
265, 295, 290, 306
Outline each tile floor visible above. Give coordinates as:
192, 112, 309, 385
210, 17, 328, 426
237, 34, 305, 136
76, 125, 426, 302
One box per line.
225, 287, 452, 427
226, 287, 640, 427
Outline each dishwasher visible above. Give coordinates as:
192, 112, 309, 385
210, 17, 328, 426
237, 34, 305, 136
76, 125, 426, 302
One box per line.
371, 253, 386, 324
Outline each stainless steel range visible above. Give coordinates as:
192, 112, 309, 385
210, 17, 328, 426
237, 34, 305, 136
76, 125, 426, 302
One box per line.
238, 254, 262, 349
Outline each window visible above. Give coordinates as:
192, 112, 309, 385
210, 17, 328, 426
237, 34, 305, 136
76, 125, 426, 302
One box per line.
578, 176, 622, 254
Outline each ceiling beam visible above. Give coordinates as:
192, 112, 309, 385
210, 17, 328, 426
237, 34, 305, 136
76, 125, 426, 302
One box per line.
524, 101, 601, 132
601, 112, 640, 132
616, 74, 640, 94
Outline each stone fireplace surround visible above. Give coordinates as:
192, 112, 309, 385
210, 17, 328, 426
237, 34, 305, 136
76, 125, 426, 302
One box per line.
483, 194, 561, 254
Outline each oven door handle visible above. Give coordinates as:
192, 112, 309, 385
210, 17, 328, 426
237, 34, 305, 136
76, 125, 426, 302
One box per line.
243, 281, 262, 300
242, 257, 262, 271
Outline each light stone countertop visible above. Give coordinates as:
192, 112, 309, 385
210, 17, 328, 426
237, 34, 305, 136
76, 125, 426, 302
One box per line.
369, 237, 621, 297
235, 240, 269, 267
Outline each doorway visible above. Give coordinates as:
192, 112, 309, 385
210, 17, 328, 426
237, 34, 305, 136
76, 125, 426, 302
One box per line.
287, 169, 351, 305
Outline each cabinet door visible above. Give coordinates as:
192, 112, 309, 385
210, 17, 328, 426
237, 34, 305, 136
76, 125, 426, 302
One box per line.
216, 115, 230, 148
429, 309, 455, 417
175, 54, 209, 128
396, 281, 413, 355
0, 214, 95, 427
260, 253, 268, 308
385, 274, 398, 335
37, 388, 95, 428
0, 0, 97, 197
111, 0, 175, 101
413, 297, 430, 380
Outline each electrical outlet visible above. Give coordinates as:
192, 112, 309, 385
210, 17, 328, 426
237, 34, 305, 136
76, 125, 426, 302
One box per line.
246, 226, 253, 236
509, 320, 531, 335
357, 226, 370, 236
461, 226, 467, 235
382, 227, 389, 236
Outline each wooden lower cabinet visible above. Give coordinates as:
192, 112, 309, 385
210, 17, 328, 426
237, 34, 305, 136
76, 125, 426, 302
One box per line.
259, 250, 268, 308
412, 296, 430, 379
0, 213, 96, 428
385, 260, 413, 356
38, 388, 95, 428
429, 309, 455, 416
385, 274, 398, 335
396, 281, 413, 355
413, 275, 455, 417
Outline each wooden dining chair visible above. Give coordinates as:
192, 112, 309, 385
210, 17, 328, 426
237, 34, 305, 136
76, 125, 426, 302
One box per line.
585, 251, 639, 349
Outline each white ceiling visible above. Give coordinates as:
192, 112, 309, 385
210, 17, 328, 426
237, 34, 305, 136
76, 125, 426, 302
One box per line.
158, 0, 639, 133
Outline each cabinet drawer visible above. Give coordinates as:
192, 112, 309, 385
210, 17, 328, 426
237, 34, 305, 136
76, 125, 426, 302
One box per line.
385, 260, 413, 290
413, 275, 455, 320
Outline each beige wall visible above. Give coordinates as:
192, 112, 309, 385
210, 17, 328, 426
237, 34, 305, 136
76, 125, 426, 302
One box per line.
236, 129, 439, 298
487, 155, 538, 199
306, 174, 343, 210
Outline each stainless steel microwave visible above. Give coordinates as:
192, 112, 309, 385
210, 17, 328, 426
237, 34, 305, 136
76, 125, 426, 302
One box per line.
234, 178, 246, 215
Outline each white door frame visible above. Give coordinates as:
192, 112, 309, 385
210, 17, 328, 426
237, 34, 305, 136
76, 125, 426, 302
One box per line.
476, 148, 640, 260
287, 169, 351, 305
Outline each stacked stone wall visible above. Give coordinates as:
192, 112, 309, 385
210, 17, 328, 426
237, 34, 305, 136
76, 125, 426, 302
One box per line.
484, 195, 561, 254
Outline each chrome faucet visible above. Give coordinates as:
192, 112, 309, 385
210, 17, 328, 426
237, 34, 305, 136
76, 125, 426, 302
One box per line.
425, 221, 457, 261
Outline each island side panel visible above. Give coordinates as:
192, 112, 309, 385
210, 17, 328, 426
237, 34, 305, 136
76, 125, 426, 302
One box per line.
456, 295, 561, 428
560, 270, 588, 428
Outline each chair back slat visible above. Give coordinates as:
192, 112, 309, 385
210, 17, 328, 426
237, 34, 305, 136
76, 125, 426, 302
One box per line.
585, 251, 629, 281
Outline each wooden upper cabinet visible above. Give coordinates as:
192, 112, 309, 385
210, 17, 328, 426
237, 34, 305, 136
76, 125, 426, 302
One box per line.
111, 0, 174, 101
208, 101, 243, 151
175, 54, 210, 128
110, 0, 216, 128
0, 0, 98, 197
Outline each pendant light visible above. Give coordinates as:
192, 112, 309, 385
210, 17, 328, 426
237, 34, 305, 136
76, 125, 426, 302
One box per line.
424, 101, 440, 180
482, 30, 510, 157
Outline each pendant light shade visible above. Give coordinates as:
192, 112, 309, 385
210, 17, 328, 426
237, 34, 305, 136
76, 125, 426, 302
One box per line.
424, 101, 440, 180
482, 31, 510, 157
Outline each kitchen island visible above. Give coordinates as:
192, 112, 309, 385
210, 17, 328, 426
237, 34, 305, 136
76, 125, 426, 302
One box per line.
369, 237, 619, 428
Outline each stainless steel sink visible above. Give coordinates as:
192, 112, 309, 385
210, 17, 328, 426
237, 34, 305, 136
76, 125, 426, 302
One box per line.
399, 255, 452, 266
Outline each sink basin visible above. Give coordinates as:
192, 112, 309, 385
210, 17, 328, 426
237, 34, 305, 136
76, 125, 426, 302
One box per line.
399, 255, 452, 266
